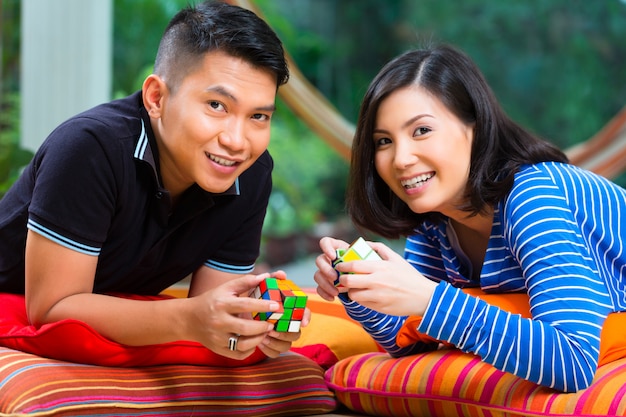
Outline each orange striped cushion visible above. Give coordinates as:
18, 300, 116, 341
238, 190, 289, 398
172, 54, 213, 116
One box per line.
326, 349, 626, 417
0, 347, 337, 416
327, 289, 626, 416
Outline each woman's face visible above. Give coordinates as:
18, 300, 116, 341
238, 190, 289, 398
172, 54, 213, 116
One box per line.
373, 85, 474, 220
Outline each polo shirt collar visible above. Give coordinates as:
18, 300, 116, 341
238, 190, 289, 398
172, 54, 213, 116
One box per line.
133, 116, 240, 196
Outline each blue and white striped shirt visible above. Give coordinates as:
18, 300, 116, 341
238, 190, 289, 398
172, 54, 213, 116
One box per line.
340, 162, 626, 392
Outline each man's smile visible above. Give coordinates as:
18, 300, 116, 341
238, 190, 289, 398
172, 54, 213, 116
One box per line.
206, 152, 238, 167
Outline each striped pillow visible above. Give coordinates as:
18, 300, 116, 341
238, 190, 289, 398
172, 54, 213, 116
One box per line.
326, 349, 626, 417
0, 347, 337, 416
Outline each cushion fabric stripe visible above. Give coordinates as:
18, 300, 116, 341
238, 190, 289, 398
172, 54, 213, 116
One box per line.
326, 349, 626, 417
0, 348, 337, 416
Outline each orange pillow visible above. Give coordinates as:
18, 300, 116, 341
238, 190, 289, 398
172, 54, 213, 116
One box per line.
0, 293, 266, 367
291, 291, 383, 368
397, 288, 626, 367
598, 311, 626, 366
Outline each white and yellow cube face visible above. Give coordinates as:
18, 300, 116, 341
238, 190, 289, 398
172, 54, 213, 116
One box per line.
333, 237, 381, 289
340, 237, 381, 262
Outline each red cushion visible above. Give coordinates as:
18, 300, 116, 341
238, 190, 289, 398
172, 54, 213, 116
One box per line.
0, 293, 266, 367
291, 343, 341, 369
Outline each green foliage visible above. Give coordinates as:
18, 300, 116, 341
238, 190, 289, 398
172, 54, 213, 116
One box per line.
263, 100, 349, 236
257, 0, 405, 122
1, 1, 32, 199
112, 0, 189, 97
1, 0, 20, 92
0, 93, 33, 199
264, 0, 626, 152
398, 0, 626, 149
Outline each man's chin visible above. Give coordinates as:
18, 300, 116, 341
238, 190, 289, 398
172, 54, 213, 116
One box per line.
197, 179, 238, 194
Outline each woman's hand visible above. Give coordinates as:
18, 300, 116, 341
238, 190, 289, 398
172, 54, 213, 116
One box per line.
313, 237, 350, 301
334, 241, 438, 317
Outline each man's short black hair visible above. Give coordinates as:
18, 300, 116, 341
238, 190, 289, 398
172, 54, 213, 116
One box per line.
154, 1, 289, 91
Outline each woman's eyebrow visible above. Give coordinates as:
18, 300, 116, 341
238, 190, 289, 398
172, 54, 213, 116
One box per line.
374, 114, 433, 133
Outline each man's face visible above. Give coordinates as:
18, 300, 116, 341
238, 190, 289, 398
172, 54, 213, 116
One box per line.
150, 50, 278, 198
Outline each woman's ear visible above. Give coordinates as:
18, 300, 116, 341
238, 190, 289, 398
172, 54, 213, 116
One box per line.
142, 74, 167, 118
466, 122, 476, 144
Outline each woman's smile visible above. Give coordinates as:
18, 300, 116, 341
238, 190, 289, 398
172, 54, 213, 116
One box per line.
401, 172, 435, 190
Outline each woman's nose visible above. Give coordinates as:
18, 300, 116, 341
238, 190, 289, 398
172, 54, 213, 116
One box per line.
393, 139, 419, 169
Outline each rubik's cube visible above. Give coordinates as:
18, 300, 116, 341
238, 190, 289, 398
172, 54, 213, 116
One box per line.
251, 277, 308, 332
332, 237, 382, 288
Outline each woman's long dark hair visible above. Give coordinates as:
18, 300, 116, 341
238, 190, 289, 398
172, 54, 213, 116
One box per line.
347, 45, 567, 239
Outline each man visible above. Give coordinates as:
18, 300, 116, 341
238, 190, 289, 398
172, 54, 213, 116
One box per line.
0, 0, 303, 361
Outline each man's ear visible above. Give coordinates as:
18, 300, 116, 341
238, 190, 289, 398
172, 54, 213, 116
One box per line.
142, 74, 167, 118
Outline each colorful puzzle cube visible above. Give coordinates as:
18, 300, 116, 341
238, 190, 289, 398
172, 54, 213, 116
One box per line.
251, 277, 308, 332
332, 237, 382, 288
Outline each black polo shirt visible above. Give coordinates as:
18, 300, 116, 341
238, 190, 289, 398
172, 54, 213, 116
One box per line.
0, 91, 272, 295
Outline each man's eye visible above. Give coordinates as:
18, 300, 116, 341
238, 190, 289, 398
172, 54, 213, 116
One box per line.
209, 101, 225, 111
252, 113, 270, 121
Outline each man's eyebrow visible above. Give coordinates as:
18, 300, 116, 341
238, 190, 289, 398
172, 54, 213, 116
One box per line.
205, 85, 236, 102
258, 103, 277, 112
205, 85, 276, 112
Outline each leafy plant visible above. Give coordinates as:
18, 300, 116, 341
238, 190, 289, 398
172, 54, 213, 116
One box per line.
0, 93, 33, 199
263, 101, 349, 237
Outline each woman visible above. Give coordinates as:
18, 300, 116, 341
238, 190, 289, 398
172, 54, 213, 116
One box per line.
314, 44, 626, 392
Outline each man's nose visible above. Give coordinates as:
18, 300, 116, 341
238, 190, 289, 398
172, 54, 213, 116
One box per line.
218, 119, 246, 150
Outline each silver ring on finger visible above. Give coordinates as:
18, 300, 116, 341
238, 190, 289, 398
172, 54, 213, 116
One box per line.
228, 334, 239, 351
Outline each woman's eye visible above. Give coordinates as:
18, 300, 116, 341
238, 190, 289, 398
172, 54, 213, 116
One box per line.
414, 127, 431, 137
209, 101, 225, 111
374, 137, 391, 148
